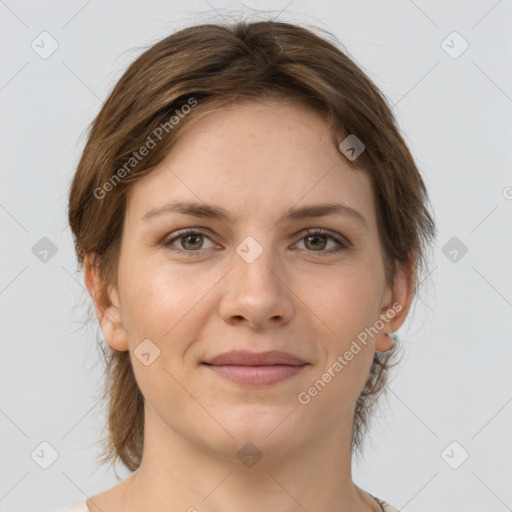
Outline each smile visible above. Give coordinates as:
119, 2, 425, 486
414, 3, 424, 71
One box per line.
202, 363, 308, 385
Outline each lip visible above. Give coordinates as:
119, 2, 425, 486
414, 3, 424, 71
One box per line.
204, 350, 307, 366
202, 350, 309, 386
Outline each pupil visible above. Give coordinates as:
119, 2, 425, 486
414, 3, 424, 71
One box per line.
307, 235, 325, 250
184, 234, 202, 249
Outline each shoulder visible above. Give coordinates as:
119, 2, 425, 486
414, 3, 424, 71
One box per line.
374, 497, 401, 512
363, 490, 400, 512
383, 503, 401, 512
51, 497, 89, 512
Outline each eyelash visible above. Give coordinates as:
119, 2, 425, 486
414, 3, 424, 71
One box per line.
162, 228, 350, 257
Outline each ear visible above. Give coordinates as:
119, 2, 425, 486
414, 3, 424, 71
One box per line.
375, 255, 416, 352
83, 253, 129, 351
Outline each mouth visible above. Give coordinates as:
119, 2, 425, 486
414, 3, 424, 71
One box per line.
202, 350, 309, 386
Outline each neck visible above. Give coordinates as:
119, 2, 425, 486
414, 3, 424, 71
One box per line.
116, 405, 380, 512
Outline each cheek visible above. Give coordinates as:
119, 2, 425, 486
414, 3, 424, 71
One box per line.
119, 258, 219, 372
120, 258, 193, 334
118, 262, 207, 418
297, 263, 381, 397
300, 262, 382, 342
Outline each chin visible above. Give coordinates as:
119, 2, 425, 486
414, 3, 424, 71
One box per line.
207, 405, 308, 455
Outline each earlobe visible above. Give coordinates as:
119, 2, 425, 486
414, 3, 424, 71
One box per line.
83, 253, 129, 352
375, 331, 394, 353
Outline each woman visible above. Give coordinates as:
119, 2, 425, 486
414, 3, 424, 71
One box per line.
60, 18, 436, 512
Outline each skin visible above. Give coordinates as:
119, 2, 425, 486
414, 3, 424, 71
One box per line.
84, 98, 414, 512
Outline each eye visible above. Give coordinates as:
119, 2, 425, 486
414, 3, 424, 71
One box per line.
163, 229, 217, 254
294, 228, 350, 256
162, 227, 350, 257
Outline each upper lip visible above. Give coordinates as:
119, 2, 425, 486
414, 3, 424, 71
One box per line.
204, 350, 307, 366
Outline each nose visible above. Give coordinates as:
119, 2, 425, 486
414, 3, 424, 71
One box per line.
219, 242, 294, 329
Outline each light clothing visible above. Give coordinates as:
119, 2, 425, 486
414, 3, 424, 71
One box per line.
54, 498, 88, 512
371, 495, 401, 512
56, 495, 401, 511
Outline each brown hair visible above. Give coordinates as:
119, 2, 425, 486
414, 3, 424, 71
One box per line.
67, 19, 436, 473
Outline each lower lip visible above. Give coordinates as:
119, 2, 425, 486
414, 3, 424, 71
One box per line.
203, 364, 308, 385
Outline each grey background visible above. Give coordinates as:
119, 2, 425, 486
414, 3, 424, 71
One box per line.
1, 1, 511, 511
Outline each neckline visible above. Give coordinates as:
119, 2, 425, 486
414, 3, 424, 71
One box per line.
369, 494, 387, 512
82, 493, 387, 511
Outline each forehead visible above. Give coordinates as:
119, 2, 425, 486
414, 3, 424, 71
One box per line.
125, 99, 377, 231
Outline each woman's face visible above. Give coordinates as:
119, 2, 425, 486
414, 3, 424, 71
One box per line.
92, 98, 411, 459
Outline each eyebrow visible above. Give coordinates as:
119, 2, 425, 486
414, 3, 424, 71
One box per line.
141, 200, 368, 229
